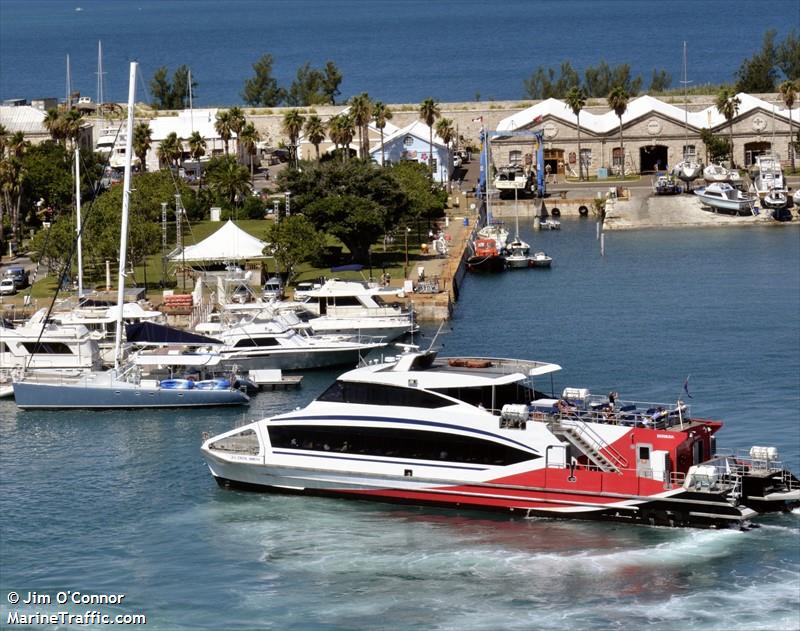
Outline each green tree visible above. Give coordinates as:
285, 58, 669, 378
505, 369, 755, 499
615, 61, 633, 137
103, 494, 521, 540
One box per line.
435, 118, 455, 188
389, 160, 446, 228
303, 115, 326, 163
204, 155, 251, 207
282, 109, 305, 167
322, 61, 343, 105
779, 79, 798, 171
170, 65, 196, 109
133, 122, 152, 172
372, 101, 393, 166
215, 110, 234, 155
187, 130, 206, 162
776, 29, 800, 82
242, 54, 285, 107
700, 129, 731, 164
648, 69, 672, 93
228, 107, 247, 161
149, 66, 197, 109
419, 98, 441, 178
607, 86, 629, 175
735, 30, 779, 93
43, 109, 65, 145
263, 214, 326, 283
149, 67, 172, 109
585, 61, 641, 98
350, 93, 373, 158
157, 132, 182, 169
715, 88, 741, 167
287, 63, 327, 106
238, 122, 261, 183
565, 87, 587, 180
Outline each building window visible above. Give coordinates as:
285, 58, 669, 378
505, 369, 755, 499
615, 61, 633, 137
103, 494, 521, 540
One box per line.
682, 145, 696, 158
403, 136, 413, 147
612, 148, 624, 168
580, 148, 592, 169
509, 150, 522, 165
430, 158, 437, 172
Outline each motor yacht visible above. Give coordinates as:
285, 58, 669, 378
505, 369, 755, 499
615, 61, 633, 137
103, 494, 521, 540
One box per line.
202, 349, 799, 528
693, 183, 758, 215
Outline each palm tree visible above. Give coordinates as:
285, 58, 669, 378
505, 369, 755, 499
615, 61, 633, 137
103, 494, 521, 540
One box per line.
349, 93, 372, 158
435, 118, 455, 189
238, 122, 260, 183
303, 115, 326, 163
282, 109, 305, 167
227, 106, 246, 161
43, 108, 65, 144
778, 80, 798, 171
0, 124, 8, 157
419, 98, 441, 177
206, 157, 251, 206
188, 130, 206, 162
607, 86, 629, 175
0, 132, 26, 242
62, 109, 84, 152
157, 132, 182, 169
715, 88, 741, 168
372, 101, 392, 166
215, 110, 233, 155
565, 87, 587, 180
132, 122, 152, 172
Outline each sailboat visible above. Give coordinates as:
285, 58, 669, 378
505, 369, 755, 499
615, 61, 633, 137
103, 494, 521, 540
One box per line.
672, 42, 703, 187
12, 62, 249, 409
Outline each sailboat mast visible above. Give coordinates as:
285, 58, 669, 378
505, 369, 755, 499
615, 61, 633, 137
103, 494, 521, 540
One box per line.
113, 61, 138, 371
188, 68, 194, 134
682, 42, 688, 160
74, 148, 83, 298
96, 41, 105, 104
66, 54, 72, 109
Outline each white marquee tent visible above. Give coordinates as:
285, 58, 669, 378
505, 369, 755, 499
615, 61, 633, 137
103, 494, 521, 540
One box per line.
168, 219, 269, 262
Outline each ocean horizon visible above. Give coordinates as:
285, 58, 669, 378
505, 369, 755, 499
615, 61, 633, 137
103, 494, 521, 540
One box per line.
1, 0, 798, 107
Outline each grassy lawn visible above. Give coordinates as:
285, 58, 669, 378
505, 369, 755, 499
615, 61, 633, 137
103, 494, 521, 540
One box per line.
22, 218, 437, 303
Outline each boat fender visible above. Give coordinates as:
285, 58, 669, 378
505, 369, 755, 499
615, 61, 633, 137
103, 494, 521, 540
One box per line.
551, 208, 561, 217
578, 205, 589, 217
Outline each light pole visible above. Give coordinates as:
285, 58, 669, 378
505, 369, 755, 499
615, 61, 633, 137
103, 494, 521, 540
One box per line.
403, 226, 411, 280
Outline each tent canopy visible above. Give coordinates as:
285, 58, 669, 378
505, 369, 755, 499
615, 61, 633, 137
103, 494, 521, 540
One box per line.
168, 220, 269, 262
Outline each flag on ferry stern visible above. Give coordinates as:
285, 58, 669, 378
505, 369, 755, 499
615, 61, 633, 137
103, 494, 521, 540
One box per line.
683, 375, 693, 399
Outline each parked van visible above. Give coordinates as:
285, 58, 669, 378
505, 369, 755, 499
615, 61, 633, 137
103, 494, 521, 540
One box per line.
4, 266, 29, 289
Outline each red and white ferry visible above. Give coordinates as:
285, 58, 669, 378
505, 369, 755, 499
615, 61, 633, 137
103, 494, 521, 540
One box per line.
202, 350, 800, 528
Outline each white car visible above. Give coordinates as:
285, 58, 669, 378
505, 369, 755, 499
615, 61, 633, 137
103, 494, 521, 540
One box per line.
453, 155, 462, 168
0, 278, 17, 295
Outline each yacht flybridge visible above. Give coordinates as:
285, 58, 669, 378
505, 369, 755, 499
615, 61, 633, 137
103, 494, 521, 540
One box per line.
203, 349, 799, 529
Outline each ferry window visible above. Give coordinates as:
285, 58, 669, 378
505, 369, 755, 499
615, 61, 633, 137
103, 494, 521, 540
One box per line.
433, 382, 536, 409
638, 446, 650, 461
21, 342, 73, 354
317, 380, 453, 408
0, 342, 7, 353
233, 337, 280, 348
268, 424, 538, 466
209, 428, 259, 455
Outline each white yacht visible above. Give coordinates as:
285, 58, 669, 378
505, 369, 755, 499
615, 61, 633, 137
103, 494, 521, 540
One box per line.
202, 348, 800, 528
477, 223, 509, 252
0, 309, 101, 375
751, 153, 784, 196
212, 314, 388, 371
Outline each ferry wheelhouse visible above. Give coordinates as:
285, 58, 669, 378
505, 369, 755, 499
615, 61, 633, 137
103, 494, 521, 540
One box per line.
202, 350, 799, 528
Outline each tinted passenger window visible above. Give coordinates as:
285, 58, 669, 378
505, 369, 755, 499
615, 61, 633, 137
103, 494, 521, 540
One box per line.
317, 380, 452, 408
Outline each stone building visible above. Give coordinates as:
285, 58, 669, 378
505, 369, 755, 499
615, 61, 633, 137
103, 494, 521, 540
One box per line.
490, 93, 798, 178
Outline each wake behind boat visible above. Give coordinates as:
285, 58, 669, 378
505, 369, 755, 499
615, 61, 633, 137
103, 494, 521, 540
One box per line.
202, 349, 799, 529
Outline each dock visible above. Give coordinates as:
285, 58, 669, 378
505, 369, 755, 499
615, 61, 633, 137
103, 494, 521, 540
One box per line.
248, 369, 303, 390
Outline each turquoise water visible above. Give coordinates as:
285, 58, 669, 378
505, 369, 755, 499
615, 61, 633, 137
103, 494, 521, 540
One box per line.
1, 221, 798, 630
1, 0, 798, 105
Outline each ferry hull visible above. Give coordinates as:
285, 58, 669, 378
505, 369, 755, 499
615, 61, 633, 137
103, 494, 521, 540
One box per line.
205, 455, 756, 529
219, 347, 381, 371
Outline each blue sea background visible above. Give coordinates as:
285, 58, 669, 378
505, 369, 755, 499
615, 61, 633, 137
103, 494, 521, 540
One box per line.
1, 220, 799, 630
1, 0, 799, 106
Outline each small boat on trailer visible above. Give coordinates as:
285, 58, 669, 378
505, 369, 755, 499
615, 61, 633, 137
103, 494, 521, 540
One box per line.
202, 349, 799, 529
762, 188, 789, 210
694, 183, 758, 215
